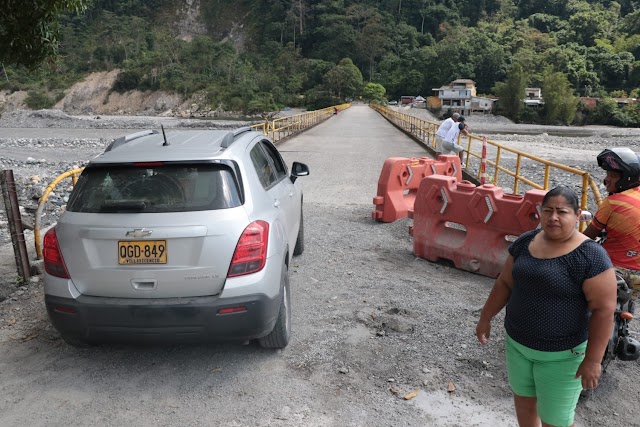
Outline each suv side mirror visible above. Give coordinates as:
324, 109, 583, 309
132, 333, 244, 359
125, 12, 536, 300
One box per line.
291, 162, 309, 183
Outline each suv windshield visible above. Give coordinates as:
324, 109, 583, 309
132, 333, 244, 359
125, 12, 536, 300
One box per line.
67, 164, 242, 213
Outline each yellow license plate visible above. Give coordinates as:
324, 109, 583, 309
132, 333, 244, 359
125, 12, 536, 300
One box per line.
118, 240, 167, 265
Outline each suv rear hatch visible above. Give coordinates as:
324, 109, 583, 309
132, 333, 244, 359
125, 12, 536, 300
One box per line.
58, 162, 247, 298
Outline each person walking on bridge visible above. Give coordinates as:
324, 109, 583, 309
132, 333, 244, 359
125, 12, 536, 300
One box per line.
434, 112, 459, 157
442, 116, 468, 162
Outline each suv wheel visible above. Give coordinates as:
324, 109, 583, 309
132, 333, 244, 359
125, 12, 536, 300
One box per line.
258, 261, 291, 349
293, 209, 304, 256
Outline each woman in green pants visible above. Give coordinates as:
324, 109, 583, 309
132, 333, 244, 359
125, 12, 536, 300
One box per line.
476, 186, 617, 427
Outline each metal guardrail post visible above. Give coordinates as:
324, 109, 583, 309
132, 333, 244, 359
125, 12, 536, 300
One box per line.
1, 170, 31, 281
514, 156, 522, 194
34, 167, 84, 259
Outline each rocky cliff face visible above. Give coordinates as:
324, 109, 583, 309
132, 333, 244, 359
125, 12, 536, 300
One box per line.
1, 70, 263, 119
53, 70, 186, 116
175, 0, 207, 41
0, 90, 28, 113
0, 70, 186, 116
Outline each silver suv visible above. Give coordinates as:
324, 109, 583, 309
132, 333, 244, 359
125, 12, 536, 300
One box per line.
43, 127, 309, 348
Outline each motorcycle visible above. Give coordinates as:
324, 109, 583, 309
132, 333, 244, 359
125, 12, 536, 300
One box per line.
602, 270, 640, 371
579, 211, 640, 371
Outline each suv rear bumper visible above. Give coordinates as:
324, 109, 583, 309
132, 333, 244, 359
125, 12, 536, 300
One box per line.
45, 293, 280, 345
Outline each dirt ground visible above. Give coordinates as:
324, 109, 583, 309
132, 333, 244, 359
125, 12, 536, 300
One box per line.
1, 106, 639, 426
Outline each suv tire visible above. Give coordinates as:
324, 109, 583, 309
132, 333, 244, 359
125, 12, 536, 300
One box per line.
293, 209, 304, 256
258, 261, 291, 349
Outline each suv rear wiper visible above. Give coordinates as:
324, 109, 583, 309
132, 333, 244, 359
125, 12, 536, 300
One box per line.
99, 200, 147, 212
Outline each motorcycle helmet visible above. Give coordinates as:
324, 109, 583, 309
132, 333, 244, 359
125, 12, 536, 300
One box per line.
596, 147, 640, 192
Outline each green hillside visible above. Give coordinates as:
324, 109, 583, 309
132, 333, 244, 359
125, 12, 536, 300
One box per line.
3, 0, 640, 124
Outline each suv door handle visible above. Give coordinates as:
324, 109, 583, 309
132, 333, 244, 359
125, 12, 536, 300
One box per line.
274, 200, 281, 207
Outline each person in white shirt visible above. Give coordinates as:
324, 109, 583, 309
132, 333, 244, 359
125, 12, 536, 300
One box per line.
434, 112, 460, 156
443, 116, 469, 162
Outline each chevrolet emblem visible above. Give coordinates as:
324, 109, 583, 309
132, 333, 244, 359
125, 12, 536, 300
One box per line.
125, 228, 152, 238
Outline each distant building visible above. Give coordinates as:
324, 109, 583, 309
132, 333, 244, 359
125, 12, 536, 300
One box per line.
613, 98, 635, 108
400, 96, 416, 105
431, 79, 496, 116
579, 97, 637, 110
525, 87, 542, 99
470, 96, 497, 114
426, 96, 441, 109
579, 97, 599, 109
432, 79, 477, 116
524, 88, 544, 109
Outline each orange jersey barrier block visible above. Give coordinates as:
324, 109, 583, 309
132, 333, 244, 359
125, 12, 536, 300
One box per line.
372, 155, 462, 223
411, 175, 546, 278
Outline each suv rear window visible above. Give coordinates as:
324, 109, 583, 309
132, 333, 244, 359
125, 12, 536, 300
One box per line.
66, 164, 242, 213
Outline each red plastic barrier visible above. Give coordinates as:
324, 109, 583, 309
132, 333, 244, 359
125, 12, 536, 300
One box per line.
372, 155, 462, 222
411, 175, 546, 278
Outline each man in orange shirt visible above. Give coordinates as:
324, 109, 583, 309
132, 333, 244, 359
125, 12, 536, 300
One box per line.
584, 147, 640, 289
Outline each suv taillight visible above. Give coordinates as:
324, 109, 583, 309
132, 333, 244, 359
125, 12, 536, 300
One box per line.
43, 228, 70, 279
228, 220, 269, 277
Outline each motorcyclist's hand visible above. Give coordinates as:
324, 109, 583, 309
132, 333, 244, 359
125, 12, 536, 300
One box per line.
476, 319, 491, 346
575, 360, 602, 390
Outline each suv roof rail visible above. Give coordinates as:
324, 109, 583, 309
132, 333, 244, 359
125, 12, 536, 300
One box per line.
220, 127, 254, 149
104, 130, 159, 152
233, 126, 252, 137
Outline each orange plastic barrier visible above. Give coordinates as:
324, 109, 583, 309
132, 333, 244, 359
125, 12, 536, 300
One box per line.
372, 155, 462, 222
410, 175, 546, 278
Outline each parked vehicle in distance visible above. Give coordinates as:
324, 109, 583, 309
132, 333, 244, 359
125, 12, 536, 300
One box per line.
43, 127, 309, 348
400, 96, 415, 105
388, 100, 398, 106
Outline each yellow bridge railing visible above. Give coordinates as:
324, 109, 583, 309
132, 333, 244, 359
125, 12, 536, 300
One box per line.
250, 104, 350, 142
370, 103, 604, 216
34, 167, 84, 259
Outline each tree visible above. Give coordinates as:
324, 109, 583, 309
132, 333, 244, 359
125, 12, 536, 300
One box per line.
504, 21, 557, 85
465, 27, 508, 93
590, 98, 633, 126
0, 0, 90, 67
247, 92, 278, 115
544, 43, 598, 93
324, 58, 363, 100
542, 71, 578, 125
362, 82, 386, 103
516, 0, 567, 19
493, 63, 527, 122
588, 45, 635, 91
567, 9, 617, 47
355, 14, 390, 82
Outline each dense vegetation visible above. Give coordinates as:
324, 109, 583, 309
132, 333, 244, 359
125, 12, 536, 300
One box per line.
3, 0, 640, 124
0, 0, 89, 67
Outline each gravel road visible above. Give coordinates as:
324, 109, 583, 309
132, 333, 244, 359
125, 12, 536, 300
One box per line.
0, 106, 639, 426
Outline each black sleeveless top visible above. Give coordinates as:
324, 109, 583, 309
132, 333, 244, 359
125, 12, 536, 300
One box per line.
505, 229, 612, 351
